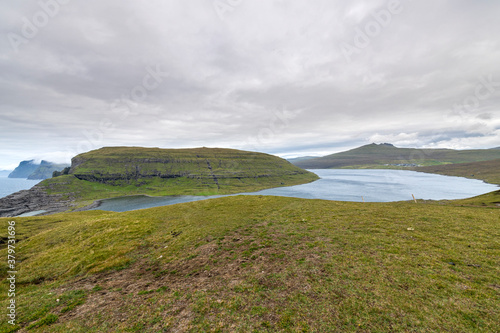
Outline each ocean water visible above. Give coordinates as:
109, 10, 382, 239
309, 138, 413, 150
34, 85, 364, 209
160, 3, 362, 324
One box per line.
93, 169, 499, 212
0, 177, 41, 199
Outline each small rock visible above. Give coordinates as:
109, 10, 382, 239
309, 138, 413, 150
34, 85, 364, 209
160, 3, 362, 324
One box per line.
467, 264, 481, 268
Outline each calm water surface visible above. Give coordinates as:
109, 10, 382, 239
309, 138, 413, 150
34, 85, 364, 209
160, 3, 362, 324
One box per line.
0, 177, 41, 199
94, 169, 498, 213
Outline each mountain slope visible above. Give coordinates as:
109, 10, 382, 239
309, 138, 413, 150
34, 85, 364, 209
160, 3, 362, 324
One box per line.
27, 160, 70, 180
8, 160, 39, 178
286, 156, 317, 163
412, 159, 500, 185
294, 143, 500, 169
8, 160, 69, 179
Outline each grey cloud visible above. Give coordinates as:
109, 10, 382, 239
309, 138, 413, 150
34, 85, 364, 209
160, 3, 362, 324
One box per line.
0, 0, 499, 168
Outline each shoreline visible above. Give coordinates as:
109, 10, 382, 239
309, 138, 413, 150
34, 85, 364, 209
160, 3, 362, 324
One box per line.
1, 169, 497, 218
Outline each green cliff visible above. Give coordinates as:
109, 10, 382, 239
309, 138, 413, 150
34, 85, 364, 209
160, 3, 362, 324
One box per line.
40, 146, 318, 208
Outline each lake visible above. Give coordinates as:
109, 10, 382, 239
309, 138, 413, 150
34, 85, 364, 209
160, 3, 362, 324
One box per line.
93, 169, 498, 213
0, 177, 42, 199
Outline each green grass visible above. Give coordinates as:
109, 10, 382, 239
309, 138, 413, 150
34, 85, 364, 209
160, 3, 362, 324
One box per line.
413, 159, 500, 185
450, 190, 500, 207
1, 196, 499, 332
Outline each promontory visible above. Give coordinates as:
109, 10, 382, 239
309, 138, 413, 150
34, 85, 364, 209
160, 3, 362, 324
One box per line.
0, 147, 318, 217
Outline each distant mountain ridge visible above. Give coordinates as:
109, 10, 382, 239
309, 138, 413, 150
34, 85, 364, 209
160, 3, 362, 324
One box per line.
286, 156, 317, 163
8, 160, 39, 178
293, 143, 500, 169
9, 160, 69, 180
27, 160, 70, 180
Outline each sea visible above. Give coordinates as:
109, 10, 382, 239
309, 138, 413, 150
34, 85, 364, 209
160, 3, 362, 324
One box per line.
0, 177, 42, 199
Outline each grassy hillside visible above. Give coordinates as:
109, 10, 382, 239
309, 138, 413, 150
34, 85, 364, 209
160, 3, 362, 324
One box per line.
1, 196, 499, 332
294, 143, 500, 169
413, 159, 500, 185
411, 159, 500, 208
39, 147, 318, 209
451, 190, 500, 207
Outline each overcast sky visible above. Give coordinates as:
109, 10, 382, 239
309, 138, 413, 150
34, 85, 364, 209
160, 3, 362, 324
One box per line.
1, 0, 499, 169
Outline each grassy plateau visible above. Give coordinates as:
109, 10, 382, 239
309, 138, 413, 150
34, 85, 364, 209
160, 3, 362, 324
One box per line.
38, 147, 318, 210
1, 196, 499, 332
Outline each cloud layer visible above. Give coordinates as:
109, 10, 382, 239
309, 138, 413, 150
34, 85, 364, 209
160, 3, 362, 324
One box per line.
1, 0, 499, 168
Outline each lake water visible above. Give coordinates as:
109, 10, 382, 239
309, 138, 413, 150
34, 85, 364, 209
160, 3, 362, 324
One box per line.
93, 169, 498, 213
0, 177, 41, 199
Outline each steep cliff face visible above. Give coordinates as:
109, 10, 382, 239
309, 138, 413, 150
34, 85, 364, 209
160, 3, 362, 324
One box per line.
27, 160, 70, 180
8, 160, 39, 178
8, 160, 70, 179
69, 147, 317, 187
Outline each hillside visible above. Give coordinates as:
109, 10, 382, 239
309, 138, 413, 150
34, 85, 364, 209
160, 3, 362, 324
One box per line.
68, 147, 314, 185
293, 143, 500, 169
451, 190, 500, 207
8, 160, 69, 180
286, 156, 317, 163
412, 159, 500, 185
1, 196, 498, 332
8, 160, 39, 178
27, 161, 70, 180
0, 147, 318, 216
